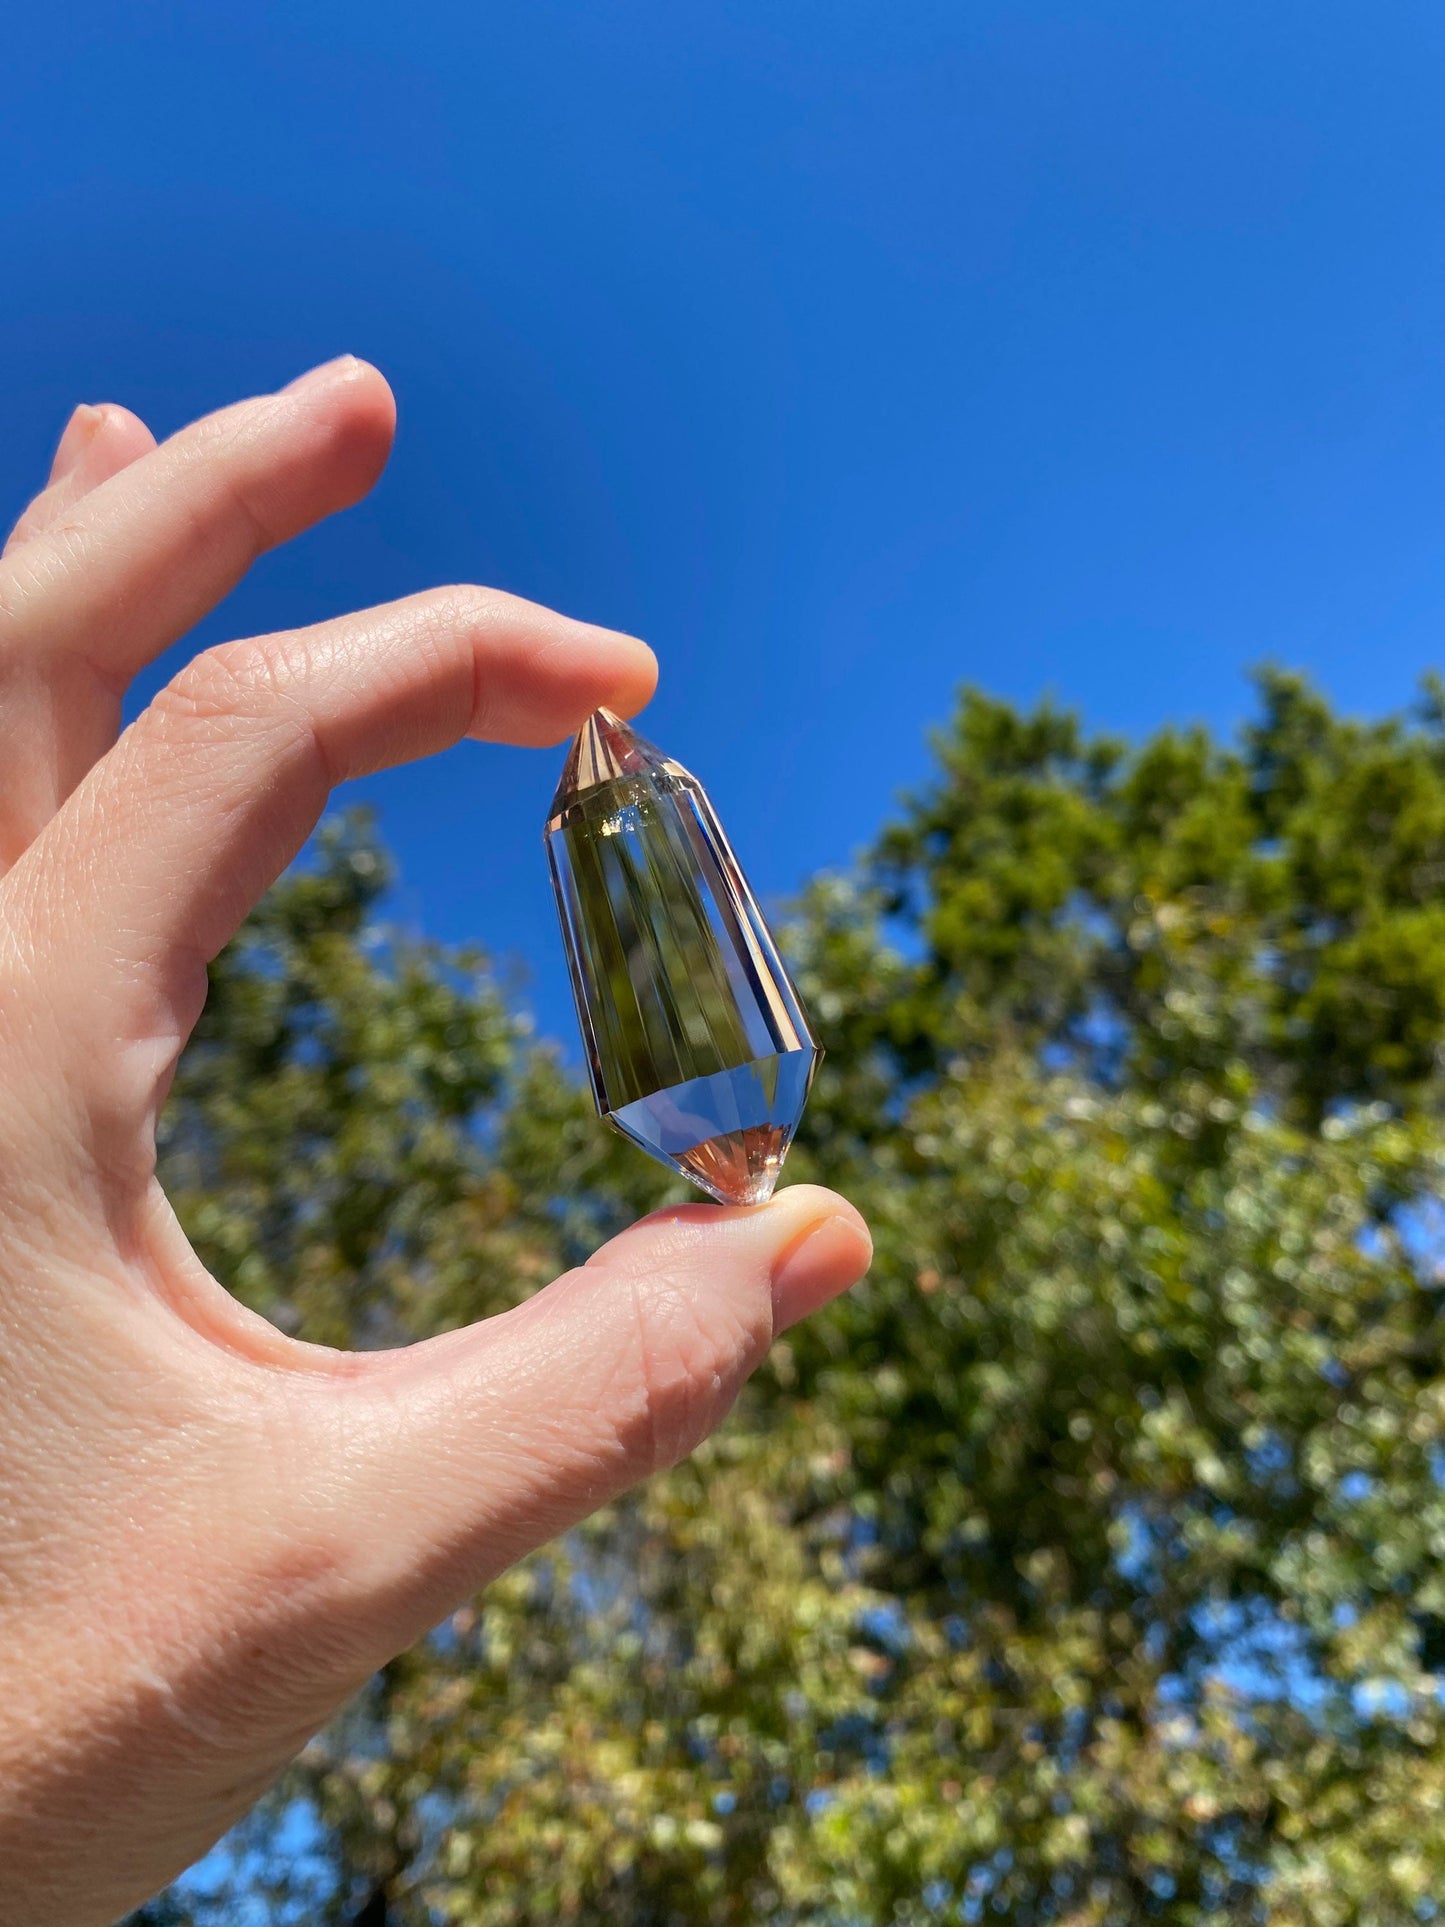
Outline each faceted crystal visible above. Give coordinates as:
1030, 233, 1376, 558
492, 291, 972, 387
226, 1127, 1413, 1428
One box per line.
545, 709, 820, 1205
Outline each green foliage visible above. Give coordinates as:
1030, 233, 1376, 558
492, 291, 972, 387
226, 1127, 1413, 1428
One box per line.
148, 673, 1445, 1925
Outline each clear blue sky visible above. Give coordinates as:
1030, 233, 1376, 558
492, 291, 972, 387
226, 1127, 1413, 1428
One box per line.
4, 2, 1445, 1039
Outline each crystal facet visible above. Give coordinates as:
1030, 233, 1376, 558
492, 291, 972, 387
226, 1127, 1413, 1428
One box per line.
545, 710, 820, 1205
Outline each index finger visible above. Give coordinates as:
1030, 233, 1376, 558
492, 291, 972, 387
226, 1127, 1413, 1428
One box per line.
11, 587, 657, 1182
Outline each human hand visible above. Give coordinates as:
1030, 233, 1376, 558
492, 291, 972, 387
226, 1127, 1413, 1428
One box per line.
0, 360, 871, 1924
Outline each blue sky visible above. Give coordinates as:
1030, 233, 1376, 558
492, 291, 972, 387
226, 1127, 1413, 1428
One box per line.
4, 1, 1445, 1040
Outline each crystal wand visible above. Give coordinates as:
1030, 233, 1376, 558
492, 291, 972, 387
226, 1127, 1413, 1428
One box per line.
545, 710, 819, 1205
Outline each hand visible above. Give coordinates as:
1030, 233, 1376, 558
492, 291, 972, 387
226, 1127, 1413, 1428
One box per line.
0, 360, 871, 1925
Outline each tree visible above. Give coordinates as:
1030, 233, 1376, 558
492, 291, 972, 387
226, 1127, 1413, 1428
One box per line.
139, 672, 1445, 1925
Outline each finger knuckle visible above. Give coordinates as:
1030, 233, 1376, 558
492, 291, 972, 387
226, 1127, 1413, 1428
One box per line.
174, 402, 288, 552
412, 584, 496, 661
426, 582, 495, 627
185, 396, 274, 473
151, 637, 299, 731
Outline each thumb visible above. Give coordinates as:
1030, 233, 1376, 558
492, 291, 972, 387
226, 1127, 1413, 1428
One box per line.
309, 1185, 870, 1652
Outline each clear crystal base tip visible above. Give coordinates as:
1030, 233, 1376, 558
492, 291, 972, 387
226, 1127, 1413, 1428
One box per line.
545, 709, 819, 1205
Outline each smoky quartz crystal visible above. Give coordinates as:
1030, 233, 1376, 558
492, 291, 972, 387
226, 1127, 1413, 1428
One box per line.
545, 709, 819, 1205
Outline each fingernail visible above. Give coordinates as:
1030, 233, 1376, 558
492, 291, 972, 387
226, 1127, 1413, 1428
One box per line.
770, 1210, 872, 1334
283, 354, 363, 396
49, 403, 103, 482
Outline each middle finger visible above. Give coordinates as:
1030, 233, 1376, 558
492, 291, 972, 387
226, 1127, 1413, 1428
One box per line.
0, 356, 395, 868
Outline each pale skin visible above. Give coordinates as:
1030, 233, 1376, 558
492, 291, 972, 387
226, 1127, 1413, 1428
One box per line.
0, 357, 871, 1925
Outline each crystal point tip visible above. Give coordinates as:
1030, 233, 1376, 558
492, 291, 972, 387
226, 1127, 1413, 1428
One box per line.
548, 707, 671, 820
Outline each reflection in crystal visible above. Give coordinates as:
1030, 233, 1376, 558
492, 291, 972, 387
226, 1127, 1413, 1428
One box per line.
609, 1051, 817, 1205
546, 711, 819, 1204
675, 1126, 791, 1207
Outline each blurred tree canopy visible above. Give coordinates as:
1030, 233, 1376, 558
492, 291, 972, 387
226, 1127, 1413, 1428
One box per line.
139, 672, 1445, 1926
